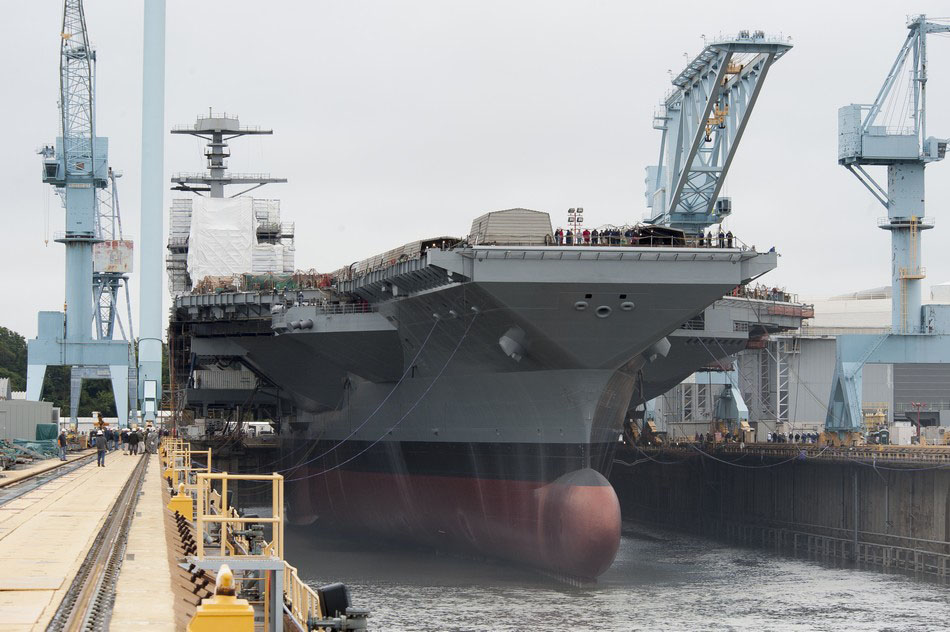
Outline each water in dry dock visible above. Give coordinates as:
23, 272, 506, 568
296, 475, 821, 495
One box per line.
285, 522, 950, 632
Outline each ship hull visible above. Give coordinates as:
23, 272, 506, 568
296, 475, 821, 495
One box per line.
284, 440, 621, 579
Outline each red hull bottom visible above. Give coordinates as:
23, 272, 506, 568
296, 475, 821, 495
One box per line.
288, 467, 621, 579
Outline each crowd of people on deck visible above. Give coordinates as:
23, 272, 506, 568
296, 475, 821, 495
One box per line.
554, 226, 735, 247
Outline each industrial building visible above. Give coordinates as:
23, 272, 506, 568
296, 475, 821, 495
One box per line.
655, 283, 950, 441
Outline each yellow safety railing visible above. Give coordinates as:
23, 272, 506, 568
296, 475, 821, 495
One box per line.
165, 447, 211, 493
160, 437, 186, 467
284, 562, 322, 625
161, 439, 212, 519
174, 447, 330, 631
195, 473, 284, 560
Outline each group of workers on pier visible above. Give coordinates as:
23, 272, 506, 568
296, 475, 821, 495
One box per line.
554, 226, 734, 247
57, 424, 163, 466
767, 431, 820, 444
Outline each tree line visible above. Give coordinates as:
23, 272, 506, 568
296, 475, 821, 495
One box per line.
0, 325, 160, 417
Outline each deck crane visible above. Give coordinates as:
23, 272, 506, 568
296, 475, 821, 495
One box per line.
826, 15, 950, 433
645, 30, 791, 235
26, 0, 133, 427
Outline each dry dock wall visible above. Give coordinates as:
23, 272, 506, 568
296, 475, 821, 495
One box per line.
610, 450, 950, 576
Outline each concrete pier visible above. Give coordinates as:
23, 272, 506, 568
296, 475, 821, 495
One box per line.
0, 453, 143, 630
612, 444, 950, 576
110, 453, 176, 630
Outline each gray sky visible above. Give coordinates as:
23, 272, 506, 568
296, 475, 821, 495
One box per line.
6, 0, 950, 340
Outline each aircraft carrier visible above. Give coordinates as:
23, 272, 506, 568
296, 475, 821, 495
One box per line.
171, 208, 778, 579
168, 32, 798, 579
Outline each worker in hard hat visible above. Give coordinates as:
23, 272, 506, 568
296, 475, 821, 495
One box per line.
129, 427, 141, 456
95, 430, 107, 467
57, 428, 68, 461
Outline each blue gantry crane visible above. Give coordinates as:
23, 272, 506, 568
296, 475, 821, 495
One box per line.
26, 0, 133, 427
826, 15, 950, 433
645, 30, 791, 235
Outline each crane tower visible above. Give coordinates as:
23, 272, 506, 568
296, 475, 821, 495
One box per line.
26, 0, 133, 426
826, 15, 950, 433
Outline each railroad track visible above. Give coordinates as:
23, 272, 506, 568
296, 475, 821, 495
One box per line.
46, 453, 149, 632
0, 453, 98, 507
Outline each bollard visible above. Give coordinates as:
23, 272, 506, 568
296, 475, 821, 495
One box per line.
167, 482, 194, 516
187, 564, 254, 632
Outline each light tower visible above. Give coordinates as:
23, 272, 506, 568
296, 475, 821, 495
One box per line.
826, 15, 950, 433
27, 0, 132, 426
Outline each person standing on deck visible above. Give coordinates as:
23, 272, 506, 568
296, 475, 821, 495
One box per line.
129, 428, 140, 455
95, 430, 107, 467
58, 429, 68, 461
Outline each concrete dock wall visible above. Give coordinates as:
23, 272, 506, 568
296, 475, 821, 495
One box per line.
611, 449, 950, 575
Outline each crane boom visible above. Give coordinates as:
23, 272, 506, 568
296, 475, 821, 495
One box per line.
60, 1, 97, 190
645, 30, 791, 235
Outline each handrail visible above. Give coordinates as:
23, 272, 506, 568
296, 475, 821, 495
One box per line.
195, 471, 284, 560
162, 443, 211, 515
162, 436, 332, 631
284, 562, 322, 625
679, 442, 950, 464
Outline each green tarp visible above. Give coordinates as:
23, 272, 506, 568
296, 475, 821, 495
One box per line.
35, 423, 58, 441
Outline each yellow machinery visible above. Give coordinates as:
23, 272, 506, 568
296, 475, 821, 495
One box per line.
624, 419, 665, 446
862, 403, 888, 433
819, 431, 865, 447
738, 421, 755, 444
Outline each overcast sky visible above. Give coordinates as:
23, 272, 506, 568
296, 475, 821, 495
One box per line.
5, 1, 950, 340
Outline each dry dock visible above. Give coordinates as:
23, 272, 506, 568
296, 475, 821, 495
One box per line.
612, 442, 950, 577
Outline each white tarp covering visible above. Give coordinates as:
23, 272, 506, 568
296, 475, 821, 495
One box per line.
187, 197, 254, 282
251, 244, 284, 273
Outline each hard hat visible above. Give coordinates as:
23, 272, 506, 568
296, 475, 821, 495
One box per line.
97, 430, 103, 435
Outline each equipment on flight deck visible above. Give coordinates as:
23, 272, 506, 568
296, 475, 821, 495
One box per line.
827, 15, 950, 434
26, 0, 134, 427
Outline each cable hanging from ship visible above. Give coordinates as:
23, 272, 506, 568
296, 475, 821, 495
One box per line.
211, 316, 444, 478
285, 310, 480, 482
